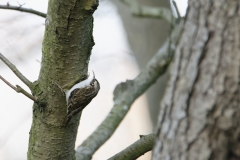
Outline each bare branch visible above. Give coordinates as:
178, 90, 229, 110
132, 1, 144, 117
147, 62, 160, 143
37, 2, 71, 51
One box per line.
120, 0, 172, 24
0, 75, 37, 102
0, 4, 46, 18
0, 75, 17, 90
0, 53, 33, 89
108, 134, 155, 160
172, 1, 181, 18
75, 21, 184, 160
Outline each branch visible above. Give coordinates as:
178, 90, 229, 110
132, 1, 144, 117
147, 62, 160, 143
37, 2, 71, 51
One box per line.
172, 1, 181, 18
0, 53, 33, 89
120, 0, 172, 24
0, 75, 37, 102
75, 21, 184, 160
0, 4, 46, 18
108, 134, 155, 160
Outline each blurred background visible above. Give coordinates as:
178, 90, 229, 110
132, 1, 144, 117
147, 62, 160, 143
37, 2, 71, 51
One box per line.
0, 0, 187, 159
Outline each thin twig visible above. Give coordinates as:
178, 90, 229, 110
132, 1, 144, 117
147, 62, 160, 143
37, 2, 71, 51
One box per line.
172, 1, 181, 18
0, 4, 46, 18
0, 75, 37, 102
108, 134, 155, 160
0, 53, 33, 89
0, 75, 16, 90
75, 21, 184, 160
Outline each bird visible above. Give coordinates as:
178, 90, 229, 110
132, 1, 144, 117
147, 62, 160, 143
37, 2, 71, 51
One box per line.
55, 71, 100, 124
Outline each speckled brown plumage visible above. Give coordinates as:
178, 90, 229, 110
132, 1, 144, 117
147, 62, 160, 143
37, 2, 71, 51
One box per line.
65, 78, 100, 124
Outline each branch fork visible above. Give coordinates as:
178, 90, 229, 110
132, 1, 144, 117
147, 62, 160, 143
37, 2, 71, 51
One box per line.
0, 53, 37, 102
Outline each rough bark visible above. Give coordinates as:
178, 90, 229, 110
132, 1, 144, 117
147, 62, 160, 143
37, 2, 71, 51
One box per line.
27, 0, 98, 159
153, 0, 240, 160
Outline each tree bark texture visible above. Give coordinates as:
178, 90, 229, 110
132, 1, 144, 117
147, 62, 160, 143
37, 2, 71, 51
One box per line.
27, 0, 98, 159
153, 0, 240, 160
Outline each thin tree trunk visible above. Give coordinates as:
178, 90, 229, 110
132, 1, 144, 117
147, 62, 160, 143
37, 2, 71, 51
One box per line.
153, 0, 240, 159
27, 0, 98, 159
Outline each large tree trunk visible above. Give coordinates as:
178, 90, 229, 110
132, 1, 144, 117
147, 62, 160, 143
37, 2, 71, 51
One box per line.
153, 0, 240, 159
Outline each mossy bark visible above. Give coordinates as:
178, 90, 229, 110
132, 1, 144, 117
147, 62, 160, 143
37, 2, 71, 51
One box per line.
27, 0, 98, 159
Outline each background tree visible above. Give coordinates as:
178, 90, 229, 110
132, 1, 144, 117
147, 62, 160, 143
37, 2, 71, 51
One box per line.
153, 0, 240, 159
113, 0, 170, 126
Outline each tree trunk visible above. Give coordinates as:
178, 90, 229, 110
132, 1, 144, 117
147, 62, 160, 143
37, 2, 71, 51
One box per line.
27, 0, 98, 159
153, 0, 240, 159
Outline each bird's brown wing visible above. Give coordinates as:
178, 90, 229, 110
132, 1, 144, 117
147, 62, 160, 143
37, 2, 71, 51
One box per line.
65, 86, 97, 124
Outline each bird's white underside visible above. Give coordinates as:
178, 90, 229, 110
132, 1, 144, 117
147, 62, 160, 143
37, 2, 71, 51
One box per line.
65, 71, 94, 104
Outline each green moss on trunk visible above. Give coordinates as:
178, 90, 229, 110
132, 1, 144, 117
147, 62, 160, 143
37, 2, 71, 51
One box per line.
27, 0, 98, 159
